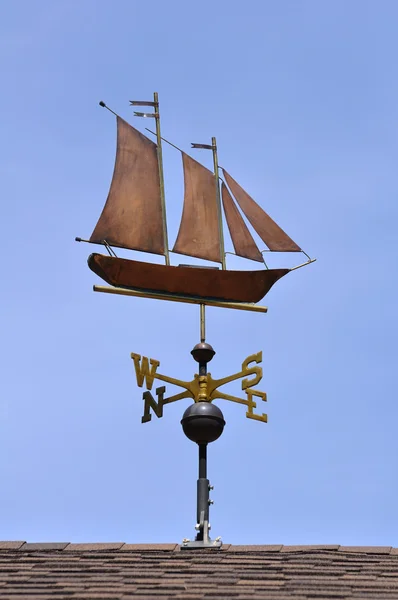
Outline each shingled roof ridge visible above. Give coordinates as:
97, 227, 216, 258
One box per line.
0, 541, 396, 554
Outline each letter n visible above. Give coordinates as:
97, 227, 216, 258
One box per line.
141, 387, 166, 423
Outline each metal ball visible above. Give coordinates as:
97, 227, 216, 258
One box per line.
181, 402, 225, 444
191, 343, 215, 364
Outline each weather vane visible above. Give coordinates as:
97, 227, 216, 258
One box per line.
76, 92, 315, 548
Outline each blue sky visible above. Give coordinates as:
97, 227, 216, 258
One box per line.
1, 0, 397, 545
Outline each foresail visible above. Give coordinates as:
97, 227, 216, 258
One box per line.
172, 153, 221, 263
221, 182, 263, 262
222, 169, 301, 252
90, 116, 164, 255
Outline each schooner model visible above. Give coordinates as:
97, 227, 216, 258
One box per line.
76, 94, 314, 303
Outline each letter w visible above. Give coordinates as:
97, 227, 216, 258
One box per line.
131, 353, 160, 390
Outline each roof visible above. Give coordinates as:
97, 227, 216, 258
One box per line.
1, 542, 398, 599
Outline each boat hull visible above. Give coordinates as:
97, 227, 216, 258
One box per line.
88, 254, 290, 303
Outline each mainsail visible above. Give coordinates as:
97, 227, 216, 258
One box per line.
173, 152, 222, 263
90, 116, 165, 255
222, 169, 301, 252
221, 182, 263, 262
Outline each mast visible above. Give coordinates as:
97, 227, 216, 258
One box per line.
191, 138, 226, 270
131, 93, 170, 265
153, 93, 170, 266
211, 138, 226, 270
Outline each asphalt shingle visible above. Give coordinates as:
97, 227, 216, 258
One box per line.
0, 543, 397, 599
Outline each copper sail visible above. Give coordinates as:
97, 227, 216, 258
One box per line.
173, 153, 221, 263
222, 169, 301, 252
90, 116, 165, 254
221, 182, 263, 262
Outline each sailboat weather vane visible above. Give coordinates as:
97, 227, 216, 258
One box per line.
75, 92, 315, 548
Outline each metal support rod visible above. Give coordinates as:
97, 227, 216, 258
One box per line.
200, 304, 205, 343
153, 92, 170, 266
181, 343, 222, 549
196, 443, 209, 541
211, 137, 226, 270
199, 443, 207, 479
197, 341, 209, 542
198, 310, 208, 376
